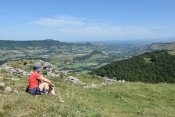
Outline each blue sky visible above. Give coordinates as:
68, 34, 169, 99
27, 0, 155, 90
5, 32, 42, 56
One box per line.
0, 0, 175, 42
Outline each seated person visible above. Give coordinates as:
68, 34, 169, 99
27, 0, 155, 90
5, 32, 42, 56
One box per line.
27, 62, 56, 96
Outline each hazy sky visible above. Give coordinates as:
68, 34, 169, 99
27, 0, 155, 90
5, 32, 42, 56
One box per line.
0, 0, 175, 42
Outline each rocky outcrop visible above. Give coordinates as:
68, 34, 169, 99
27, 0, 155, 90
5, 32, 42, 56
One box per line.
0, 64, 31, 77
42, 62, 53, 78
64, 75, 126, 88
0, 61, 59, 77
65, 76, 82, 84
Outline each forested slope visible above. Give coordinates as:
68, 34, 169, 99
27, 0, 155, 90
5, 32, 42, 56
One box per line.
90, 50, 175, 83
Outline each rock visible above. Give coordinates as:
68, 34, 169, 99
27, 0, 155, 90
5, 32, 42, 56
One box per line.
101, 83, 106, 86
0, 82, 5, 86
0, 63, 31, 77
66, 76, 82, 84
84, 82, 101, 88
59, 98, 64, 103
7, 78, 20, 81
106, 79, 113, 83
51, 73, 56, 77
5, 87, 12, 93
0, 86, 5, 91
90, 82, 97, 87
13, 89, 18, 93
122, 79, 125, 83
43, 62, 53, 69
0, 61, 54, 77
118, 80, 121, 82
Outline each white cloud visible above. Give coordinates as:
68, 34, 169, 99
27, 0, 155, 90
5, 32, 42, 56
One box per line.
48, 25, 153, 41
31, 16, 85, 26
10, 16, 173, 41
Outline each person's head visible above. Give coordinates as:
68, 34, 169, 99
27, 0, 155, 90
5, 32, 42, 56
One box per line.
33, 62, 43, 72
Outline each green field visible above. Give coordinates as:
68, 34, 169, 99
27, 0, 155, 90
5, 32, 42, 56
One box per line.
168, 50, 175, 55
88, 54, 105, 61
49, 53, 109, 74
66, 63, 90, 69
144, 58, 152, 63
0, 71, 175, 117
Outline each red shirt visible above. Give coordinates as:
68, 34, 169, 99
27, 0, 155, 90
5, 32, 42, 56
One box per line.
28, 72, 41, 90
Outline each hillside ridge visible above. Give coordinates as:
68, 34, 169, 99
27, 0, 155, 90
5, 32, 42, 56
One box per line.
91, 50, 175, 83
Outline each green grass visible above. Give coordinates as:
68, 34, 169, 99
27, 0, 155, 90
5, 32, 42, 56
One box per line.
144, 58, 152, 63
0, 54, 25, 60
87, 62, 98, 65
0, 71, 175, 117
95, 63, 108, 68
88, 54, 105, 61
79, 70, 90, 75
168, 50, 175, 55
66, 63, 90, 69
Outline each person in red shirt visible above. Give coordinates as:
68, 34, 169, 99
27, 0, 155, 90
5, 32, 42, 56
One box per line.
28, 62, 56, 96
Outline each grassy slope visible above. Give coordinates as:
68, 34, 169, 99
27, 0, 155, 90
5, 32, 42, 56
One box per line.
168, 50, 175, 55
0, 72, 175, 117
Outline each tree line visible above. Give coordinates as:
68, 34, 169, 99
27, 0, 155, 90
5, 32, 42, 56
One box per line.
90, 50, 175, 83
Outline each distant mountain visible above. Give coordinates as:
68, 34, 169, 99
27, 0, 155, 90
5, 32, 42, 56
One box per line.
146, 42, 175, 51
90, 37, 175, 44
90, 50, 175, 83
0, 39, 94, 66
0, 39, 92, 50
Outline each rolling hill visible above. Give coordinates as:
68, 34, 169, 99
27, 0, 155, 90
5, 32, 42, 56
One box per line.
0, 39, 92, 50
146, 41, 175, 51
90, 50, 175, 83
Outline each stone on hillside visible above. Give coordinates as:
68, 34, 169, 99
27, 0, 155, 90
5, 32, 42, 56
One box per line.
83, 82, 101, 88
0, 61, 55, 77
11, 68, 17, 73
7, 78, 20, 81
43, 62, 53, 69
106, 79, 113, 83
13, 89, 18, 93
105, 78, 116, 84
122, 79, 125, 83
0, 86, 5, 91
47, 72, 52, 78
27, 71, 33, 76
66, 76, 82, 84
5, 66, 11, 72
5, 87, 12, 93
55, 74, 60, 77
90, 82, 97, 87
101, 83, 106, 86
21, 71, 28, 76
51, 73, 56, 77
0, 82, 5, 86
